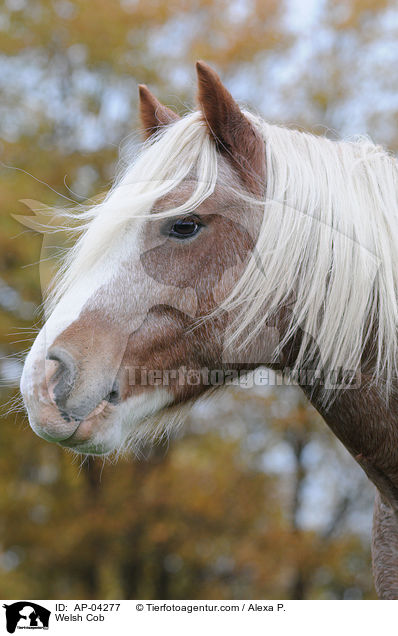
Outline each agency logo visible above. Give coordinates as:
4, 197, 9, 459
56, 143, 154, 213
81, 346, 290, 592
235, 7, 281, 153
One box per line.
2, 602, 51, 633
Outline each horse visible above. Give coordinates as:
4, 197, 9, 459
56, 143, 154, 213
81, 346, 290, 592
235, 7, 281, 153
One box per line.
20, 61, 398, 599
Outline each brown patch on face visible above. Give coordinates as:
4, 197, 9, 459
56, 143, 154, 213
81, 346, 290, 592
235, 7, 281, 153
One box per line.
116, 305, 229, 404
140, 214, 255, 314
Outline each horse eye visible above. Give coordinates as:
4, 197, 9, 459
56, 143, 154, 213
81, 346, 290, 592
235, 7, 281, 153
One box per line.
169, 217, 201, 239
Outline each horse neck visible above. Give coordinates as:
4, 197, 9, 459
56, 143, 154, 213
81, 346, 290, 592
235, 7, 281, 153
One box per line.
264, 316, 398, 509
303, 373, 398, 512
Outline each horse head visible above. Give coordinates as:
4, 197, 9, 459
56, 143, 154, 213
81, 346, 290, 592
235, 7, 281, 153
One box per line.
20, 62, 267, 455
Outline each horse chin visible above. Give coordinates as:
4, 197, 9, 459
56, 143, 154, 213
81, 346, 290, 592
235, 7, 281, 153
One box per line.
58, 432, 115, 456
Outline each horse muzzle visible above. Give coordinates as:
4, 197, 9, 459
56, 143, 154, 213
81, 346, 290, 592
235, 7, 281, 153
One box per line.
20, 331, 123, 454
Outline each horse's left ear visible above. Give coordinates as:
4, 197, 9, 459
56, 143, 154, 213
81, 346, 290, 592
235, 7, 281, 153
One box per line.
138, 84, 180, 140
196, 61, 265, 195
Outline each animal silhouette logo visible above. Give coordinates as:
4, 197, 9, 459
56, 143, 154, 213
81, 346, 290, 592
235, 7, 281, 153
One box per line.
2, 601, 51, 633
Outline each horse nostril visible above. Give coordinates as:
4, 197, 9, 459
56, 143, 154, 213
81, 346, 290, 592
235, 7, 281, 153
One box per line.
46, 346, 77, 412
106, 381, 120, 405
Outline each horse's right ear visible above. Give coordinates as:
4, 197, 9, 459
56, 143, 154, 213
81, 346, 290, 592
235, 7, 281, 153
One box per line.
138, 85, 180, 140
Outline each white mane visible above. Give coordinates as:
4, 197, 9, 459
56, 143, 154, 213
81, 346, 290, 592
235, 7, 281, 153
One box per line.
227, 114, 398, 398
50, 108, 398, 400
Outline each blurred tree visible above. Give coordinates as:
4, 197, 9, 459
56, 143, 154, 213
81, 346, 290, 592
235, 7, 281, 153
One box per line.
0, 388, 375, 599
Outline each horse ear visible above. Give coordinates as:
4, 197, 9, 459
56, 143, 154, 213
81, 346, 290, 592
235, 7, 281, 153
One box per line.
196, 61, 265, 195
138, 84, 180, 140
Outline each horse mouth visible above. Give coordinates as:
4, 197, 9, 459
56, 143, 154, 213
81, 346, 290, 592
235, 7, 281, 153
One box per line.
54, 400, 118, 454
58, 417, 104, 449
25, 387, 118, 454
